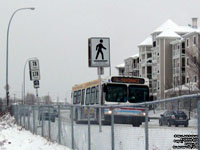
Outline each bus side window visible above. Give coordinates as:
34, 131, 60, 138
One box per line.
96, 86, 99, 104
73, 91, 77, 104
77, 90, 81, 104
90, 87, 95, 105
81, 89, 85, 105
85, 88, 90, 105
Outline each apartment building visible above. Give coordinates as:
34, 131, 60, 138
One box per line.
116, 18, 200, 99
115, 63, 125, 76
138, 36, 153, 93
171, 31, 200, 91
124, 54, 139, 76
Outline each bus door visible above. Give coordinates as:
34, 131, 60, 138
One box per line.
83, 88, 96, 120
80, 89, 85, 119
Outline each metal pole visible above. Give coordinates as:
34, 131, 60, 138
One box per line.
23, 105, 25, 128
6, 7, 35, 107
32, 106, 36, 134
98, 67, 102, 132
71, 106, 74, 149
42, 107, 44, 137
58, 105, 61, 144
23, 57, 38, 104
145, 105, 149, 150
88, 107, 91, 150
36, 88, 39, 105
111, 108, 115, 150
48, 106, 51, 140
198, 100, 200, 150
28, 106, 30, 130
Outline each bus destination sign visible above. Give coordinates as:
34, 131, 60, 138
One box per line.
111, 77, 145, 84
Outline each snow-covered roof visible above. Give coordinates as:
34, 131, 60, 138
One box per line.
182, 31, 200, 38
130, 53, 139, 58
138, 36, 152, 47
152, 19, 179, 33
125, 53, 139, 61
156, 29, 182, 39
115, 63, 125, 68
152, 19, 200, 35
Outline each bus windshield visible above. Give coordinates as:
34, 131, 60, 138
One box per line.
128, 85, 149, 103
105, 84, 127, 102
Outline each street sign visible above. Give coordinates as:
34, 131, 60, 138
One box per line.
29, 59, 40, 70
29, 58, 40, 81
29, 70, 40, 81
33, 80, 40, 88
88, 37, 110, 67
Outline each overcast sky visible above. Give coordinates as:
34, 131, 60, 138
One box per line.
0, 0, 200, 102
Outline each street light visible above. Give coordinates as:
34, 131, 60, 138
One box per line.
6, 7, 35, 106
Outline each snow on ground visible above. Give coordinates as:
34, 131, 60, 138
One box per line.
0, 114, 71, 150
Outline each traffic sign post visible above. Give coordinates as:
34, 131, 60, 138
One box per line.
88, 37, 110, 67
88, 37, 110, 132
28, 58, 41, 104
33, 80, 40, 88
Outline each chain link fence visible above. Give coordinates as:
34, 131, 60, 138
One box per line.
11, 94, 200, 150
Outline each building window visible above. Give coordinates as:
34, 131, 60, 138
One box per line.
157, 53, 159, 56
187, 58, 189, 66
195, 76, 197, 82
186, 77, 189, 83
194, 56, 197, 64
177, 45, 180, 49
193, 36, 197, 45
186, 39, 189, 48
153, 41, 156, 47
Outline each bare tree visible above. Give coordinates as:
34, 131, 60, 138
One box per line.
25, 93, 36, 105
185, 44, 200, 91
41, 95, 52, 104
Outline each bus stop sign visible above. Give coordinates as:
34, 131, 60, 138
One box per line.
88, 37, 110, 67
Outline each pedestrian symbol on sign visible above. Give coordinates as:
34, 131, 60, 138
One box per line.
95, 39, 106, 60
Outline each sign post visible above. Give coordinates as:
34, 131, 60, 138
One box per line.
88, 37, 110, 132
29, 58, 40, 105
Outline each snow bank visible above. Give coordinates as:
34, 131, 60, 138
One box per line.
0, 114, 71, 150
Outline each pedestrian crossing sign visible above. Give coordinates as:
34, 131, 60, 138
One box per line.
88, 37, 110, 67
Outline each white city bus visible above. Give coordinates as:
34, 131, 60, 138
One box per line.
71, 76, 149, 126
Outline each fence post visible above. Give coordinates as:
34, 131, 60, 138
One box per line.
111, 107, 115, 150
198, 100, 200, 150
145, 104, 149, 150
48, 106, 51, 140
32, 106, 36, 134
23, 105, 25, 128
88, 106, 91, 150
71, 106, 74, 149
20, 105, 22, 126
42, 106, 44, 137
58, 105, 61, 144
28, 106, 30, 130
17, 105, 20, 125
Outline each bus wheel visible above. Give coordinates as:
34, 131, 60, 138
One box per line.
132, 122, 140, 127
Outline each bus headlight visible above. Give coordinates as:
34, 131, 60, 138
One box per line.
108, 110, 112, 115
142, 112, 146, 116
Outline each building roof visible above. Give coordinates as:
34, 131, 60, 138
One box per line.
115, 63, 125, 68
130, 53, 139, 58
156, 29, 182, 39
138, 36, 152, 46
152, 19, 200, 35
152, 19, 179, 33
